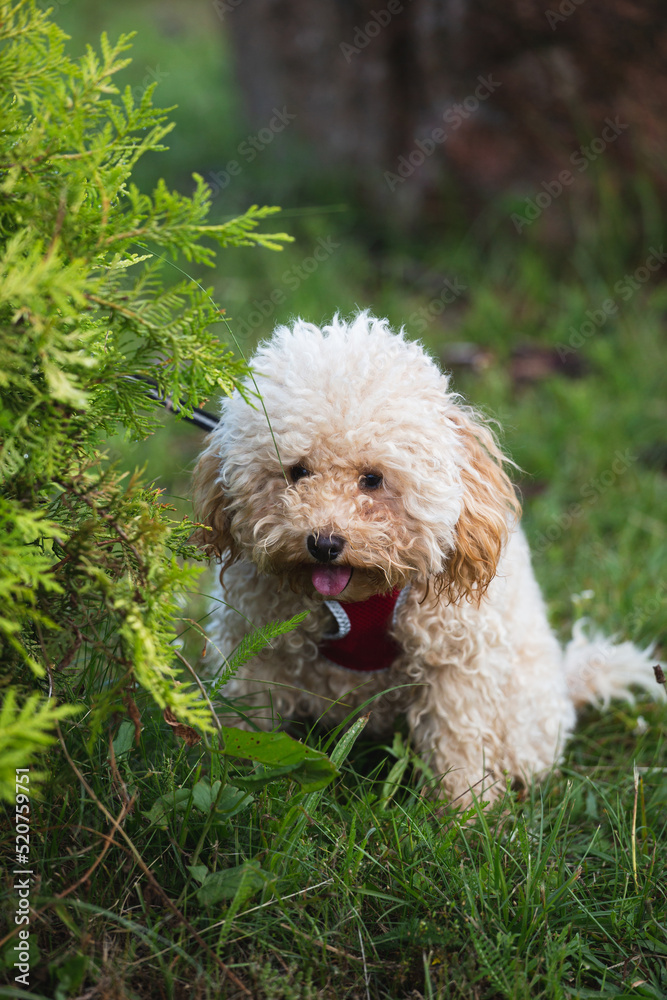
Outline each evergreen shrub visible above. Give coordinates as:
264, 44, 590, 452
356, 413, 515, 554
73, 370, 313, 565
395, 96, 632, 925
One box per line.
0, 0, 295, 796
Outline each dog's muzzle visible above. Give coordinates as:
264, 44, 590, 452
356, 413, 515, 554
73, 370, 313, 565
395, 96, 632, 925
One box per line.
307, 533, 346, 563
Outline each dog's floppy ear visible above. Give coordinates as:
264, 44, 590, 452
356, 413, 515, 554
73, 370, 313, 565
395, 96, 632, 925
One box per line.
438, 407, 521, 604
192, 441, 237, 566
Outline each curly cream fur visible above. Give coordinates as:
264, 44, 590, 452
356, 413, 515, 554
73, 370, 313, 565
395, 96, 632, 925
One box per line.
194, 313, 663, 806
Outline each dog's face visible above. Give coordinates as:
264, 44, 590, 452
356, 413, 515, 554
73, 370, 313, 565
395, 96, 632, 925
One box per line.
195, 315, 518, 603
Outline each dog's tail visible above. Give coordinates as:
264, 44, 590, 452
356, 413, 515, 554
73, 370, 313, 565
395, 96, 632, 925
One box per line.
564, 619, 665, 709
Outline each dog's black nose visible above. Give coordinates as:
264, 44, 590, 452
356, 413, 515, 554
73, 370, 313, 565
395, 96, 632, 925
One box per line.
307, 533, 346, 563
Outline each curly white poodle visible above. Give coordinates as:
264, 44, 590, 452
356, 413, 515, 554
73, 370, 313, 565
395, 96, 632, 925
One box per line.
194, 313, 661, 805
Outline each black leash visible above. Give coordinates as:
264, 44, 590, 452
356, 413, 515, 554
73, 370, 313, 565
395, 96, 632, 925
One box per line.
129, 376, 220, 433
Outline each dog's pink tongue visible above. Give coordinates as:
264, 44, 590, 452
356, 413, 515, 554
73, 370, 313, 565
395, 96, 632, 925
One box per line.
312, 566, 352, 596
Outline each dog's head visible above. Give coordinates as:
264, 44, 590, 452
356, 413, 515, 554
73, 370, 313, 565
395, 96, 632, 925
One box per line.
194, 314, 519, 603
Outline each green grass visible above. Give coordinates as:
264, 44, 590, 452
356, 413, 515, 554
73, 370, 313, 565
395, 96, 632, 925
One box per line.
4, 691, 666, 998
3, 224, 665, 998
2, 3, 666, 997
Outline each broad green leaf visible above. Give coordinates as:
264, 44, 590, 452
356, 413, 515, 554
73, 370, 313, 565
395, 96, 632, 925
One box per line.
143, 788, 192, 826
110, 720, 136, 759
216, 726, 338, 792
144, 781, 252, 828
187, 865, 209, 886
191, 778, 252, 817
195, 860, 266, 906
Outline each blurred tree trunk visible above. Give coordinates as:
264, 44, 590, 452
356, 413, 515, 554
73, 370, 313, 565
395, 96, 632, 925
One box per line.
224, 0, 667, 229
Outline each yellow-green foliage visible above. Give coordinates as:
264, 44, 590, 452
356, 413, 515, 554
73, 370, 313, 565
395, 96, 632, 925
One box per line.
0, 0, 291, 799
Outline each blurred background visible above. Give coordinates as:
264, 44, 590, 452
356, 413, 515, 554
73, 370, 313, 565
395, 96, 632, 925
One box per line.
57, 0, 666, 642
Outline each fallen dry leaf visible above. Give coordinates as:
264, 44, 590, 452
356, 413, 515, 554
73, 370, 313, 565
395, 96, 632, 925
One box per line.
163, 707, 201, 746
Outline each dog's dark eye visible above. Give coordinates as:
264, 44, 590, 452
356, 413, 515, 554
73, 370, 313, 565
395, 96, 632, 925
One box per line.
290, 464, 311, 483
360, 472, 383, 490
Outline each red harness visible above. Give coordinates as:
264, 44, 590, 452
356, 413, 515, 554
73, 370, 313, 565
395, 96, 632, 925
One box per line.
319, 587, 406, 673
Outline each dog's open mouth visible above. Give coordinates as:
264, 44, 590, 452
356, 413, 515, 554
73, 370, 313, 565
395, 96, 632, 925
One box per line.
311, 565, 353, 597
